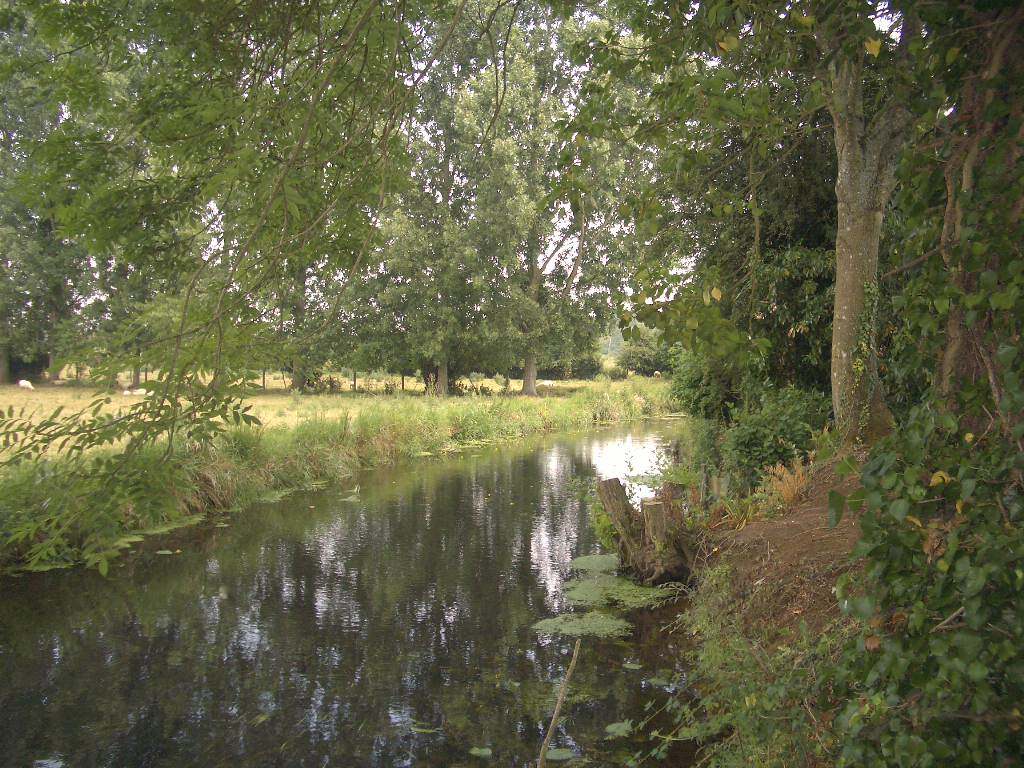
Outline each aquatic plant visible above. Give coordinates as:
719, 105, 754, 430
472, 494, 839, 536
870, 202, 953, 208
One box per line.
532, 611, 632, 639
563, 575, 667, 610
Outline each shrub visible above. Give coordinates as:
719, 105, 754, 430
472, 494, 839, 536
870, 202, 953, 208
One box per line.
761, 460, 811, 507
571, 352, 603, 380
616, 324, 672, 376
829, 407, 1024, 767
671, 349, 744, 420
721, 387, 830, 489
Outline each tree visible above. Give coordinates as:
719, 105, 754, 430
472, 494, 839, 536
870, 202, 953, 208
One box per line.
616, 324, 671, 376
0, 12, 91, 382
576, 1, 927, 440
338, 4, 630, 395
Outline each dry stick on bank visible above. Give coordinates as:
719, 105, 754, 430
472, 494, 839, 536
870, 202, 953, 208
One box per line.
538, 638, 581, 768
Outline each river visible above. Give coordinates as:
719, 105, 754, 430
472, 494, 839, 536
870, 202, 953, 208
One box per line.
0, 420, 693, 767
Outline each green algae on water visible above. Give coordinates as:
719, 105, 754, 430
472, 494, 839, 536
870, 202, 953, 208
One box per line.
563, 575, 666, 609
568, 553, 619, 573
532, 611, 632, 638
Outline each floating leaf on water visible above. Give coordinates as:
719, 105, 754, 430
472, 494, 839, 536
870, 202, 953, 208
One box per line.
533, 611, 632, 639
563, 575, 666, 610
156, 550, 173, 555
569, 553, 618, 573
410, 722, 440, 734
604, 720, 633, 738
215, 523, 230, 528
622, 662, 642, 670
543, 747, 576, 761
468, 746, 492, 758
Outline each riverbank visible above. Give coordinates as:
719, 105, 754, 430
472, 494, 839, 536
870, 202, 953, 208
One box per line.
654, 460, 862, 765
0, 379, 670, 575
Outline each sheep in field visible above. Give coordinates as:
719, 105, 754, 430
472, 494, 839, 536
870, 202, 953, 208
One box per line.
17, 380, 34, 390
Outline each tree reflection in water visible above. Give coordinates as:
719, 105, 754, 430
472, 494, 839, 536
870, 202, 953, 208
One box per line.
0, 422, 692, 767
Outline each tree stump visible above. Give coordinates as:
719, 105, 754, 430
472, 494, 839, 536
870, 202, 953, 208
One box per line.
596, 478, 694, 585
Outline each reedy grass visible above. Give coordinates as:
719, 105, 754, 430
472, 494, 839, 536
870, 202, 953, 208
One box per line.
0, 379, 670, 574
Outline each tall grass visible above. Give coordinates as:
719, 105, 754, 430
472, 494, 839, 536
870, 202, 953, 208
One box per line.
0, 379, 670, 574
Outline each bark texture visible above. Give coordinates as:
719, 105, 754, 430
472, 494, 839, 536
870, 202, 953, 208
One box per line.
827, 55, 910, 441
436, 358, 449, 397
596, 478, 694, 585
521, 353, 538, 397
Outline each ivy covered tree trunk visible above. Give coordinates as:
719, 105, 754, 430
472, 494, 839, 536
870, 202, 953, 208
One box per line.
831, 183, 890, 440
521, 353, 538, 397
828, 58, 908, 441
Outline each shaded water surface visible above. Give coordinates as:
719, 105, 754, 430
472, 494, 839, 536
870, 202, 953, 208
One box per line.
0, 421, 692, 767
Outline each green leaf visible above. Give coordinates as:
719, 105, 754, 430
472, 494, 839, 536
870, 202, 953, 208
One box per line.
469, 747, 492, 758
890, 499, 910, 521
828, 490, 846, 528
605, 720, 633, 738
836, 456, 860, 478
543, 748, 576, 761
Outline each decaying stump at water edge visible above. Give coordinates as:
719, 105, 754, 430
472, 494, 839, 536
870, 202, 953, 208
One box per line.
596, 478, 695, 585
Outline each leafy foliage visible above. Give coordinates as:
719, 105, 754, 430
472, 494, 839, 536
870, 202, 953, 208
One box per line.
720, 387, 830, 489
616, 325, 672, 376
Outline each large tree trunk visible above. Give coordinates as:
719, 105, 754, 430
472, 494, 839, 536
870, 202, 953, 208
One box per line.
435, 358, 449, 397
131, 366, 141, 388
827, 57, 908, 441
48, 352, 60, 381
521, 354, 538, 397
0, 343, 10, 384
831, 192, 890, 440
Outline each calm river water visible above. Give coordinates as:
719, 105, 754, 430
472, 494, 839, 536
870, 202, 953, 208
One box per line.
0, 420, 692, 767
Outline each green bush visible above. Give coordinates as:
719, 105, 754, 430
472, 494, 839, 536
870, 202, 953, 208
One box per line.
670, 349, 745, 420
571, 352, 603, 379
829, 407, 1024, 767
720, 387, 830, 488
616, 324, 673, 376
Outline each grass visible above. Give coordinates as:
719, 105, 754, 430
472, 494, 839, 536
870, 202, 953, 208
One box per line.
0, 376, 622, 430
0, 378, 671, 574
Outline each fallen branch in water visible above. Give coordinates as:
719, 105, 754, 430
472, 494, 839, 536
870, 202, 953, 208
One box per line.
538, 638, 581, 768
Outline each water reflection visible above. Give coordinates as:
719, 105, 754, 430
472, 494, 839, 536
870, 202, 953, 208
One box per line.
0, 421, 689, 767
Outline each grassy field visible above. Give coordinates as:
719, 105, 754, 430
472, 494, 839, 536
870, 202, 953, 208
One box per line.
0, 378, 671, 574
0, 376, 605, 429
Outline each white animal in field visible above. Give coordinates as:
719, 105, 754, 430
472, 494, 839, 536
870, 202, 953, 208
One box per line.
17, 379, 34, 390
653, 371, 662, 378
132, 388, 146, 396
122, 389, 133, 396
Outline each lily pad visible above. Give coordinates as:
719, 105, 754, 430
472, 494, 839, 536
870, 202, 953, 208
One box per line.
569, 553, 619, 573
543, 747, 576, 761
604, 719, 633, 738
563, 575, 666, 610
622, 661, 642, 670
533, 611, 631, 638
410, 721, 440, 734
468, 746, 492, 758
